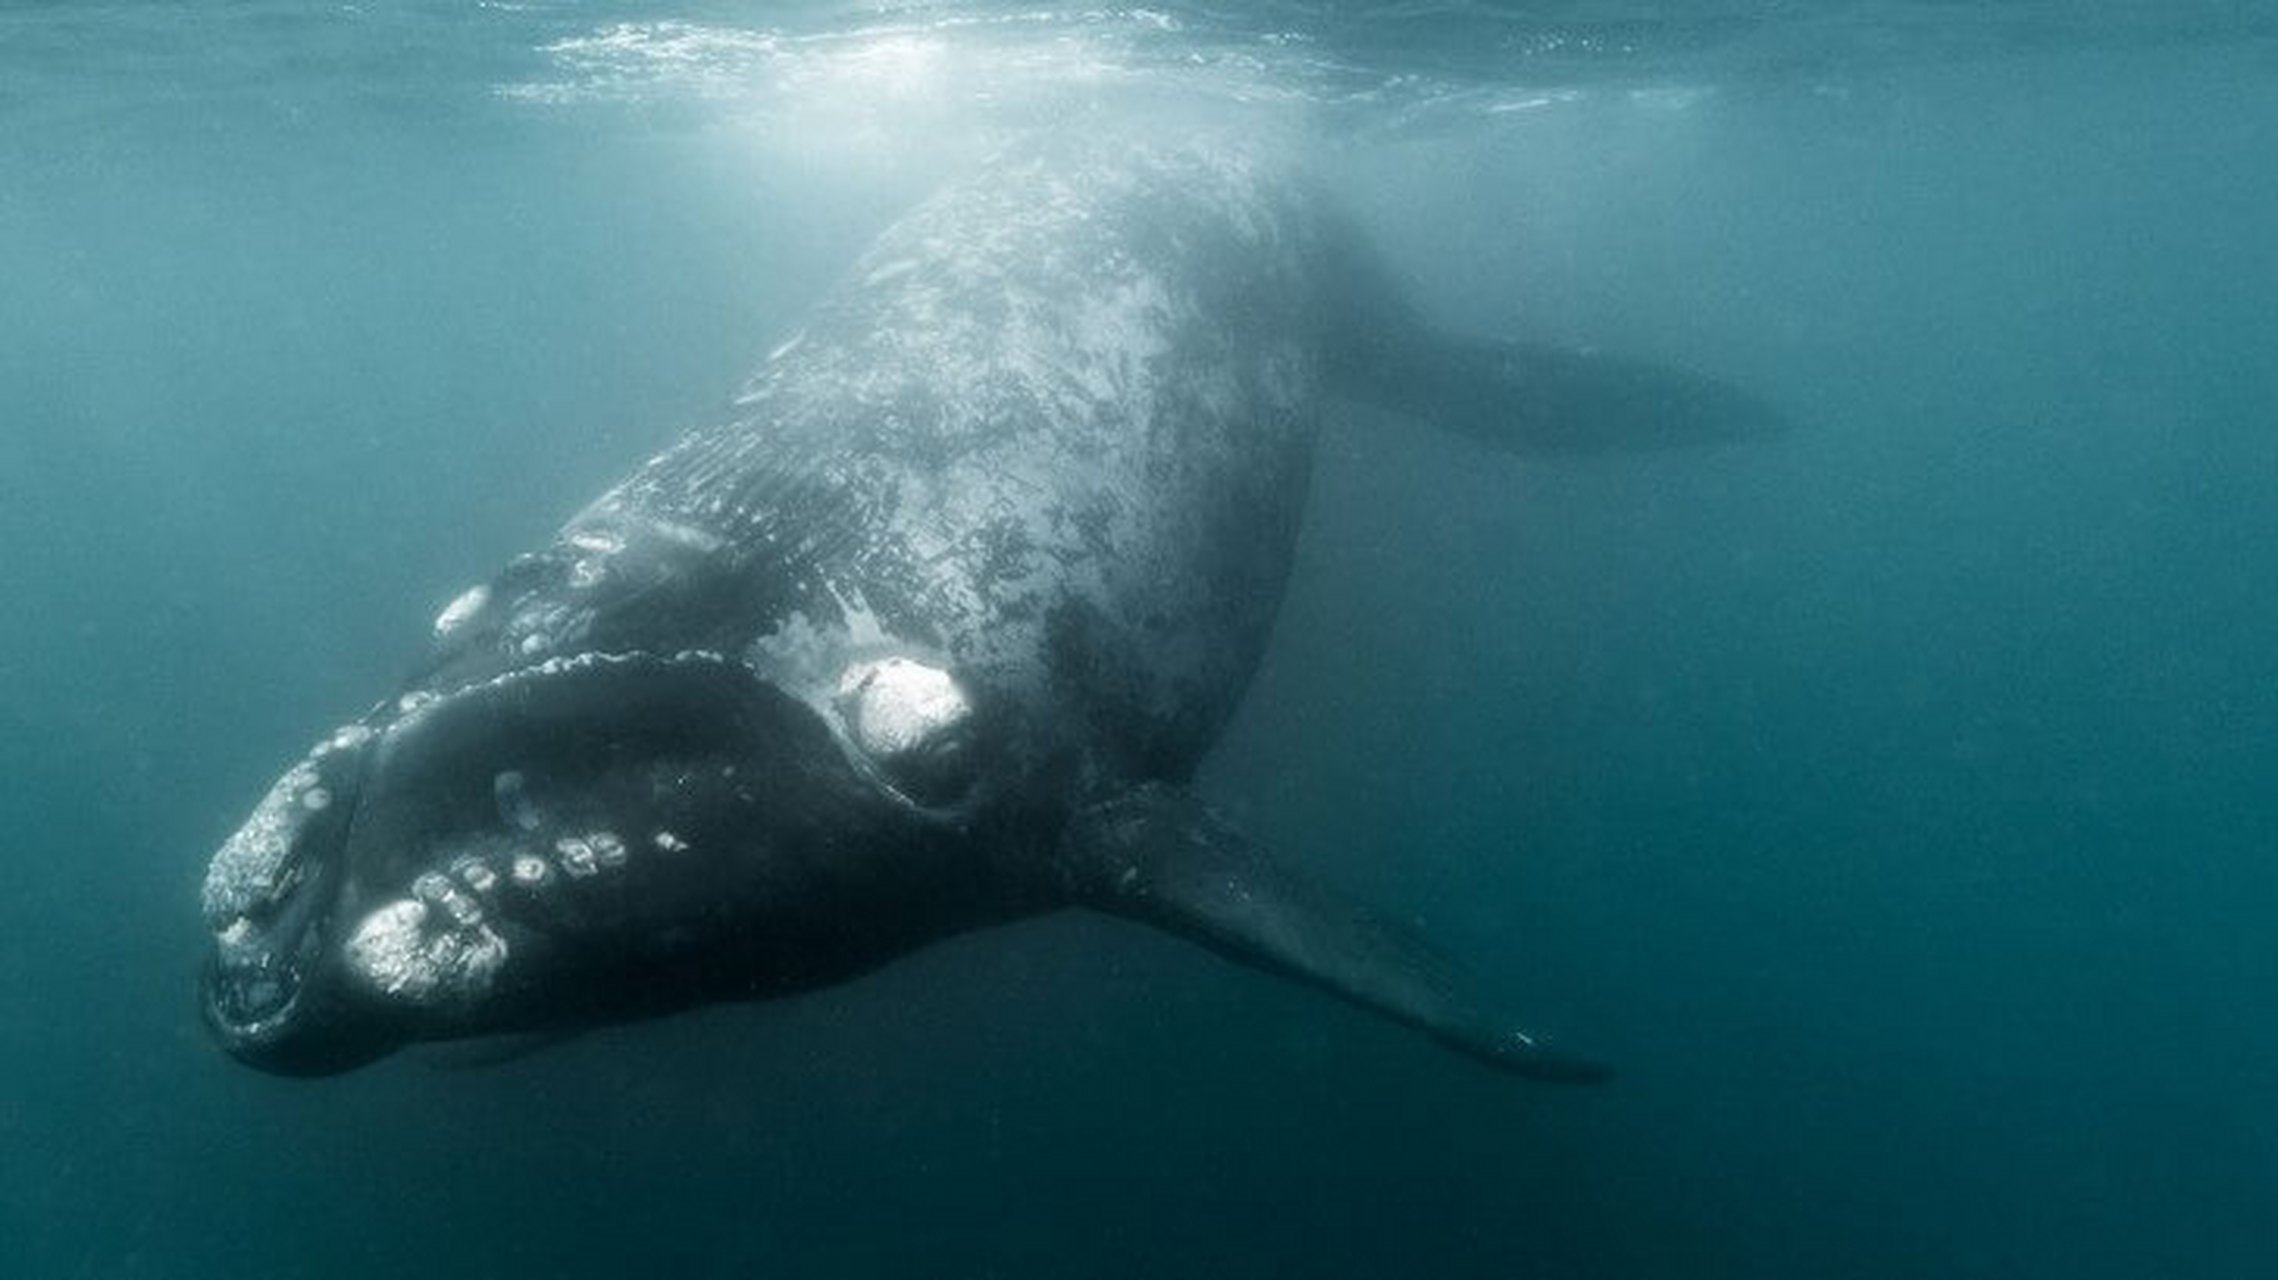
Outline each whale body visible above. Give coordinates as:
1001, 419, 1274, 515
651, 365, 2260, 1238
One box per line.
198, 136, 1774, 1078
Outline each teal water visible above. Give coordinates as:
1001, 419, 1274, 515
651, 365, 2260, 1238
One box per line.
5, 4, 2277, 1276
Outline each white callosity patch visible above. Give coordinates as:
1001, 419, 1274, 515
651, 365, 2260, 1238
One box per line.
555, 835, 601, 879
552, 830, 628, 880
452, 854, 501, 896
832, 655, 980, 807
343, 898, 508, 1009
432, 584, 490, 638
836, 657, 970, 760
414, 872, 487, 929
204, 764, 322, 927
200, 723, 372, 929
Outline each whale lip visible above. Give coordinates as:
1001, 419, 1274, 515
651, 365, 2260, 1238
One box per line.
198, 720, 386, 1075
200, 915, 396, 1077
201, 932, 305, 1045
201, 834, 400, 1076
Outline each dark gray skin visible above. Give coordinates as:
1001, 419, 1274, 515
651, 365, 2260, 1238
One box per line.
200, 136, 1777, 1079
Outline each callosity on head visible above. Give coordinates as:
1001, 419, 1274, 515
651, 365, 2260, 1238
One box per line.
197, 647, 909, 1075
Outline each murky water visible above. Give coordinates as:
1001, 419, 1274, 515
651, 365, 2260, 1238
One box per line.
5, 5, 2275, 1276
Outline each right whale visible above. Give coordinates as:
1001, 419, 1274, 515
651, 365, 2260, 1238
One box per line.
197, 134, 1781, 1079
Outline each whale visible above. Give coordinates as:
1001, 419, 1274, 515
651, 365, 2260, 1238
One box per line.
198, 135, 1777, 1079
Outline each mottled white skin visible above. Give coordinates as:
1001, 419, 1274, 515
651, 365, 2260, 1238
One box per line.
432, 136, 1336, 799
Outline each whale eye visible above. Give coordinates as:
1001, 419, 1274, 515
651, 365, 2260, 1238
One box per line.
833, 658, 977, 806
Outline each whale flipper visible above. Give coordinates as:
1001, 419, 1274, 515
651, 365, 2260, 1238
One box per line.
1061, 785, 1611, 1083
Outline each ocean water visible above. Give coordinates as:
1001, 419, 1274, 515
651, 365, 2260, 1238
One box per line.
5, 2, 2277, 1276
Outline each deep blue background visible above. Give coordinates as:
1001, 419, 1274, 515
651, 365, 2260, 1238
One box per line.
3, 6, 2274, 1276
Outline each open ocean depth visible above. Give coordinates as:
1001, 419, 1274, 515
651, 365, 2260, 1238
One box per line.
4, 3, 2277, 1277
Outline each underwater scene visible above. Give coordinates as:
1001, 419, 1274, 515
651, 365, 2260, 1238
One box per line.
3, 2, 2275, 1277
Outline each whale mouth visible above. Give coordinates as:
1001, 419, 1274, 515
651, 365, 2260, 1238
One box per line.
198, 726, 404, 1075
201, 914, 331, 1068
201, 867, 401, 1075
198, 648, 831, 1075
201, 954, 397, 1076
197, 713, 386, 1073
206, 898, 317, 1032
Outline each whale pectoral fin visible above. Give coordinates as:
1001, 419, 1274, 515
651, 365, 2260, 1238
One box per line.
1060, 785, 1611, 1084
1344, 328, 1791, 456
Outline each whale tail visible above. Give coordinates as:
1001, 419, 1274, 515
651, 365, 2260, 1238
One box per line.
1347, 331, 1791, 454
1060, 785, 1612, 1084
1328, 241, 1789, 455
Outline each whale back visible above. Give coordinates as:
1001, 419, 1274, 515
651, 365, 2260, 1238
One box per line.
568, 140, 1342, 788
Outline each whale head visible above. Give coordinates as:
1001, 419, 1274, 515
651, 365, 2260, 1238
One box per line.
197, 650, 889, 1075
